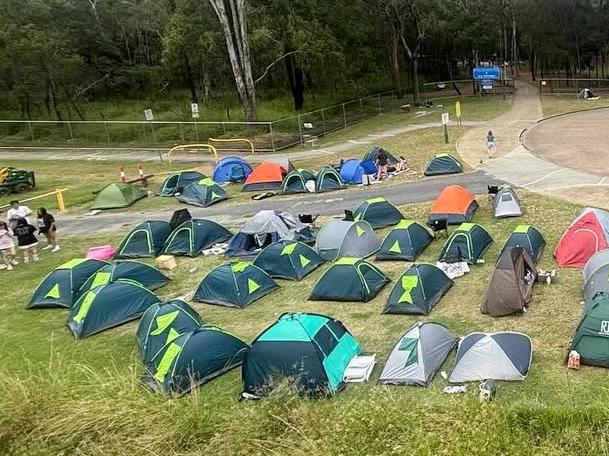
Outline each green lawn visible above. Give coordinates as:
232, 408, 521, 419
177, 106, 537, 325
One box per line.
542, 95, 609, 117
2, 190, 609, 455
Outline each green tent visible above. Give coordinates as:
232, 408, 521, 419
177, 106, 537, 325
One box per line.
28, 258, 108, 309
383, 264, 454, 315
159, 171, 206, 196
163, 219, 232, 257
176, 178, 228, 207
142, 325, 248, 395
353, 197, 403, 229
91, 183, 147, 210
500, 225, 546, 265
282, 169, 316, 194
315, 167, 345, 192
569, 293, 609, 367
67, 281, 160, 339
310, 257, 390, 302
137, 299, 203, 365
241, 312, 361, 398
77, 260, 169, 299
376, 220, 433, 261
116, 221, 172, 259
438, 223, 493, 264
423, 153, 463, 176
253, 240, 325, 281
193, 262, 279, 308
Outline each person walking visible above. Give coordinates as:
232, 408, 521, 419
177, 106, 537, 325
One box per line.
376, 148, 389, 180
13, 218, 39, 263
0, 221, 17, 270
37, 208, 59, 252
486, 130, 496, 158
7, 200, 32, 230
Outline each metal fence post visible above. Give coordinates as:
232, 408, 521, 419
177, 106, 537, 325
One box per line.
67, 121, 75, 148
359, 98, 364, 119
321, 108, 326, 134
342, 103, 347, 128
377, 94, 382, 114
297, 114, 304, 146
269, 122, 276, 153
27, 121, 35, 142
179, 122, 185, 142
194, 122, 199, 142
103, 121, 110, 144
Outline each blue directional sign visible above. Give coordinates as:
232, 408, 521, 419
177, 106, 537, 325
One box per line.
473, 66, 501, 80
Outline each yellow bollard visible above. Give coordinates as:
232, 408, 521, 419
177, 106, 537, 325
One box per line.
55, 189, 66, 213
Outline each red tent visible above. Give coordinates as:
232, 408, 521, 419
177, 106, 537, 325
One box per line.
242, 162, 286, 192
555, 208, 609, 268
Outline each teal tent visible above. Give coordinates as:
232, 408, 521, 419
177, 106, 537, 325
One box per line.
363, 147, 398, 164
253, 240, 324, 281
28, 258, 108, 309
500, 225, 546, 265
376, 220, 433, 261
310, 257, 389, 302
163, 219, 232, 257
353, 197, 403, 229
569, 293, 609, 368
116, 221, 172, 258
438, 223, 493, 264
241, 313, 361, 398
176, 177, 228, 207
424, 154, 463, 176
159, 171, 206, 196
143, 325, 248, 394
282, 169, 316, 194
137, 300, 203, 365
193, 262, 279, 308
383, 264, 454, 315
67, 281, 160, 339
77, 261, 169, 298
316, 167, 345, 192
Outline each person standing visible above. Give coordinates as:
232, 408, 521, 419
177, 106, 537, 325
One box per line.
37, 208, 60, 252
376, 148, 389, 180
0, 221, 17, 270
13, 218, 39, 263
7, 200, 32, 230
486, 130, 496, 158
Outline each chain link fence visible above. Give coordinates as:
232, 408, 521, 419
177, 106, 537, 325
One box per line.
538, 78, 609, 95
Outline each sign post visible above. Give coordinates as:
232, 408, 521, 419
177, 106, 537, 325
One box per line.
441, 112, 450, 144
144, 109, 155, 143
191, 103, 199, 119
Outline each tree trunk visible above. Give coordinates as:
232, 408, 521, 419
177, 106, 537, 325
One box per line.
182, 52, 199, 104
284, 51, 305, 111
390, 31, 402, 96
530, 47, 536, 81
412, 57, 420, 104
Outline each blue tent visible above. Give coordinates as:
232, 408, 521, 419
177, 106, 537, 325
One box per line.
213, 157, 253, 183
339, 159, 377, 184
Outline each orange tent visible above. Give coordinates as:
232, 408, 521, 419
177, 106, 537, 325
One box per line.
427, 185, 478, 225
242, 162, 286, 192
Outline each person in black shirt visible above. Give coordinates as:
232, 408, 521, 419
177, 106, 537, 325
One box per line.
37, 207, 59, 252
376, 148, 389, 180
13, 218, 39, 263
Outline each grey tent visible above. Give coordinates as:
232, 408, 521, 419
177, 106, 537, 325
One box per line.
379, 322, 457, 387
315, 220, 380, 261
481, 247, 537, 317
578, 88, 600, 100
493, 186, 523, 218
583, 249, 609, 301
449, 332, 533, 382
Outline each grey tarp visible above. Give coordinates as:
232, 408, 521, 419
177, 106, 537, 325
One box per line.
449, 332, 533, 382
583, 249, 609, 301
481, 247, 537, 317
315, 220, 380, 261
493, 186, 523, 218
379, 322, 457, 386
240, 210, 305, 239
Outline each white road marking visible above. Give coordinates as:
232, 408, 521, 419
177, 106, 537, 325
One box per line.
521, 169, 566, 188
348, 140, 372, 145
367, 133, 395, 138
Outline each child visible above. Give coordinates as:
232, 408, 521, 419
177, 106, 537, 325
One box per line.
0, 221, 17, 270
37, 208, 59, 252
486, 130, 496, 158
13, 218, 39, 263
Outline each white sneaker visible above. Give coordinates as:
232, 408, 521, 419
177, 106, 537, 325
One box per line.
6, 265, 13, 271
42, 245, 52, 250
10, 260, 18, 266
51, 246, 60, 252
0, 264, 6, 270
23, 258, 29, 263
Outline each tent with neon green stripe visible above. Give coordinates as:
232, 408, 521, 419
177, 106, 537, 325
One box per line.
353, 197, 403, 229
176, 177, 228, 207
315, 220, 380, 261
253, 240, 325, 281
376, 220, 433, 261
193, 262, 279, 308
142, 325, 248, 395
137, 300, 203, 365
383, 264, 454, 315
309, 257, 389, 302
67, 281, 160, 339
28, 258, 108, 309
438, 223, 493, 264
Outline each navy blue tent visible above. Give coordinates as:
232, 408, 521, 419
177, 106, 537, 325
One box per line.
159, 171, 206, 196
176, 178, 228, 207
213, 157, 253, 183
163, 219, 232, 257
116, 221, 172, 258
77, 261, 169, 298
424, 154, 463, 176
339, 159, 377, 184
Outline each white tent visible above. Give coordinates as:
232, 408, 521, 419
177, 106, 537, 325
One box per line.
493, 186, 523, 218
578, 88, 600, 100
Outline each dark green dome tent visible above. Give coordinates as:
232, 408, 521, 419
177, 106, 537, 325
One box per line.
282, 169, 316, 194
310, 257, 389, 302
423, 154, 463, 176
569, 293, 609, 368
28, 258, 108, 309
376, 220, 433, 261
500, 225, 545, 265
143, 325, 248, 395
77, 261, 169, 298
159, 171, 206, 197
193, 262, 279, 308
353, 197, 403, 229
438, 223, 493, 264
91, 183, 147, 210
137, 300, 203, 365
383, 264, 454, 315
116, 221, 172, 259
67, 281, 160, 339
363, 147, 398, 165
253, 240, 324, 281
241, 313, 361, 398
176, 177, 228, 207
315, 167, 345, 192
163, 219, 232, 257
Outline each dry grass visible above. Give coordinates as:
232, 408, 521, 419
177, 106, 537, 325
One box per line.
541, 95, 609, 117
